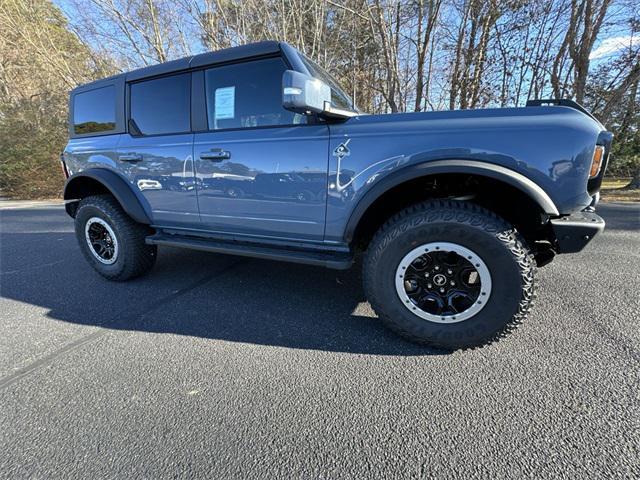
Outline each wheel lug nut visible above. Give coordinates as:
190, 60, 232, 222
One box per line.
439, 287, 445, 293
424, 272, 429, 277
447, 269, 453, 275
434, 266, 440, 271
427, 283, 433, 289
450, 281, 455, 286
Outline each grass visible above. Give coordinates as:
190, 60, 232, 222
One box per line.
602, 178, 632, 189
600, 177, 640, 202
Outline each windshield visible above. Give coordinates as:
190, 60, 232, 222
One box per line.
300, 55, 356, 112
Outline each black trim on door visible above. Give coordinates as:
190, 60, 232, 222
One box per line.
191, 70, 207, 132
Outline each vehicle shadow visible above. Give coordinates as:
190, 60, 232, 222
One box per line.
0, 228, 447, 356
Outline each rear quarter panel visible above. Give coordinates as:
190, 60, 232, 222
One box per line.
63, 134, 152, 222
63, 135, 122, 178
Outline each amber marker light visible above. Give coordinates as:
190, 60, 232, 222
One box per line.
590, 145, 605, 177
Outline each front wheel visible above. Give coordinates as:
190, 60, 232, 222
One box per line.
363, 200, 536, 349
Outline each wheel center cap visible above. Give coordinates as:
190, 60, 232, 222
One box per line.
433, 273, 447, 286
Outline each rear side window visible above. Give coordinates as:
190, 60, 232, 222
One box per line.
204, 57, 303, 130
73, 86, 116, 135
130, 73, 190, 135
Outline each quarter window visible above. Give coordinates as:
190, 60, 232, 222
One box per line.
130, 73, 190, 135
205, 57, 304, 130
73, 86, 116, 134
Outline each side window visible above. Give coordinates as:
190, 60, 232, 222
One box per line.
204, 57, 303, 130
130, 73, 190, 135
73, 86, 116, 135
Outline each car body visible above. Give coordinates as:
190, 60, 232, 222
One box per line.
61, 41, 610, 349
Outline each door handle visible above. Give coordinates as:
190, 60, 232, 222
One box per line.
119, 153, 143, 162
200, 149, 231, 161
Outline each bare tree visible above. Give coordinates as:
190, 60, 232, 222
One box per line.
3, 0, 640, 198
448, 0, 503, 109
67, 0, 193, 69
413, 0, 443, 111
551, 0, 612, 103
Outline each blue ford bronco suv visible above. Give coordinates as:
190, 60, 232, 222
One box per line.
62, 41, 611, 349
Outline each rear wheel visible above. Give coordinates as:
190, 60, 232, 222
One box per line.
363, 200, 536, 349
74, 195, 156, 281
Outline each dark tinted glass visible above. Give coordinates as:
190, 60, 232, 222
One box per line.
130, 73, 190, 135
73, 86, 116, 134
205, 57, 303, 130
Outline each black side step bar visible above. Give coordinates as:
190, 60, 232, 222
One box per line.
146, 233, 353, 270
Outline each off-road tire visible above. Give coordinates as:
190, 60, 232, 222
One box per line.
74, 194, 157, 281
363, 200, 536, 349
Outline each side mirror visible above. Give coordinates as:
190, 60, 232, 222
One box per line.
282, 70, 331, 115
282, 70, 359, 120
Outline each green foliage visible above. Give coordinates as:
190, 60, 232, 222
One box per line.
607, 151, 639, 178
73, 122, 117, 135
586, 46, 640, 179
608, 104, 640, 178
0, 0, 113, 198
0, 99, 68, 198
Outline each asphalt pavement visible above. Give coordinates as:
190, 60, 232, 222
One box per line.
1, 202, 639, 479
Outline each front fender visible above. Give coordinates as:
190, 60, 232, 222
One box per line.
343, 159, 559, 243
64, 169, 152, 224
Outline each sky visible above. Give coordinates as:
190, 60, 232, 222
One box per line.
590, 35, 640, 60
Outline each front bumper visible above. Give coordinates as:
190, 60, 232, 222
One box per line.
550, 211, 605, 253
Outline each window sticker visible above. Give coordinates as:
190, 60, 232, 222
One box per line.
215, 86, 235, 120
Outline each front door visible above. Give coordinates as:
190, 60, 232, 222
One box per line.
193, 57, 329, 241
118, 72, 198, 227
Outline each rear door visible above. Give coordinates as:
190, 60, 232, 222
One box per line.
193, 57, 329, 241
118, 73, 198, 227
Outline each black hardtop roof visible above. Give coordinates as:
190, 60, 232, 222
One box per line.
72, 41, 286, 93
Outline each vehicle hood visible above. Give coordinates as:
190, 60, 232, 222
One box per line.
349, 105, 603, 130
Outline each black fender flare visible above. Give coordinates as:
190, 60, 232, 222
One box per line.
63, 169, 152, 224
344, 159, 559, 243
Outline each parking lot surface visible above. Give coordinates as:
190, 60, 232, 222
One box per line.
1, 202, 638, 479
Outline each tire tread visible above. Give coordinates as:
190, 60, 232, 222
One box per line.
75, 194, 156, 281
363, 200, 536, 349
